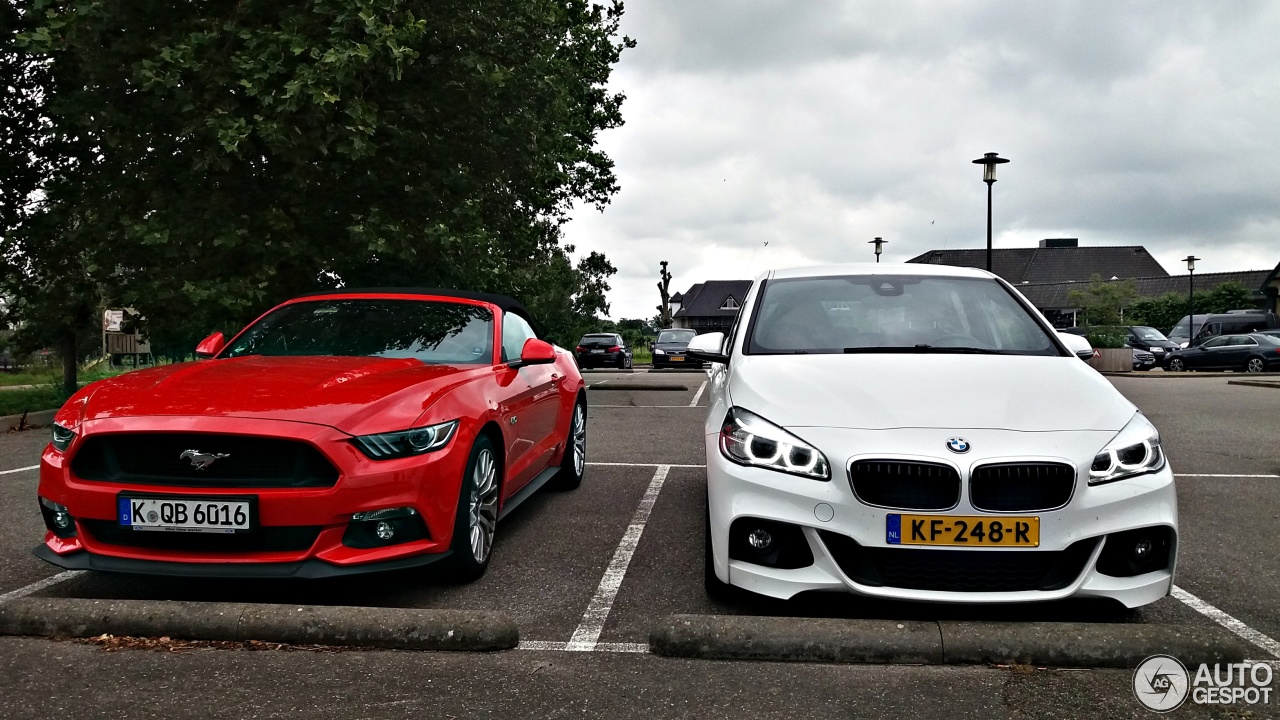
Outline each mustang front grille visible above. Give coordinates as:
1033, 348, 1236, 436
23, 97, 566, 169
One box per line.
819, 531, 1098, 592
71, 433, 339, 488
969, 462, 1076, 512
848, 460, 961, 511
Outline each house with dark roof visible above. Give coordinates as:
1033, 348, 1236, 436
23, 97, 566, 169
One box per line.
906, 239, 1170, 283
670, 280, 753, 334
907, 238, 1276, 326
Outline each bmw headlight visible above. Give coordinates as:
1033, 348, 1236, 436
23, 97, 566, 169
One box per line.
353, 420, 459, 460
1089, 413, 1166, 485
719, 408, 830, 480
51, 423, 76, 453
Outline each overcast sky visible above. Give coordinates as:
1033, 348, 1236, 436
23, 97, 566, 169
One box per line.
560, 0, 1280, 322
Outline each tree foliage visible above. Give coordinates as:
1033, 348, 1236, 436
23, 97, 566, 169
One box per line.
2, 0, 634, 380
1067, 274, 1139, 327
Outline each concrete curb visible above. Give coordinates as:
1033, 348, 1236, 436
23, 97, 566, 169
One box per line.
1, 409, 57, 432
650, 615, 1250, 668
0, 598, 518, 652
1227, 380, 1280, 390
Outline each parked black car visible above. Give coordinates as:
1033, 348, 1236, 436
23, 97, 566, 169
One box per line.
575, 333, 632, 369
1132, 348, 1157, 372
650, 328, 701, 369
1167, 311, 1280, 348
1164, 333, 1280, 373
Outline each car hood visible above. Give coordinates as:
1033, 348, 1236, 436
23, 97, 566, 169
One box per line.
727, 354, 1135, 432
74, 356, 486, 435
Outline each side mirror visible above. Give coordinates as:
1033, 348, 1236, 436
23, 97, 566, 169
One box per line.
195, 332, 225, 359
686, 332, 729, 364
516, 338, 556, 366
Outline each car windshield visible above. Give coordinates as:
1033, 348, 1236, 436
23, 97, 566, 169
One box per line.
657, 329, 696, 344
1258, 334, 1280, 346
579, 334, 616, 345
1168, 317, 1203, 339
1132, 326, 1169, 342
746, 275, 1059, 356
222, 299, 494, 364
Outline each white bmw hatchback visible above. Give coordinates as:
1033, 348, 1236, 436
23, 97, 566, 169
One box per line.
690, 264, 1176, 608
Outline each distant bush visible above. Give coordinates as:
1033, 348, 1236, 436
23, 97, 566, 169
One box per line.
1085, 331, 1128, 349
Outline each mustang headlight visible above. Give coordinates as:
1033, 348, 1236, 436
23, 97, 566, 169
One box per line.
51, 423, 76, 453
1089, 413, 1166, 485
719, 407, 830, 480
353, 420, 459, 460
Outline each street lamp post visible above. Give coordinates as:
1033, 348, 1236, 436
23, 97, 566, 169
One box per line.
869, 237, 887, 263
1184, 255, 1200, 342
972, 152, 1010, 272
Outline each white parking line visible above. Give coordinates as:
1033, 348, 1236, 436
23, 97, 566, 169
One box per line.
587, 462, 705, 468
0, 465, 39, 476
1173, 585, 1280, 659
517, 640, 649, 653
566, 465, 670, 652
689, 381, 707, 407
0, 570, 84, 604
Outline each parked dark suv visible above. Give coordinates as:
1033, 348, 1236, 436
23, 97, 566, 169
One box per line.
575, 333, 632, 369
650, 328, 701, 369
1168, 311, 1280, 348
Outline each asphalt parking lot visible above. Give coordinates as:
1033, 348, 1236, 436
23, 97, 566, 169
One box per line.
1, 370, 1278, 718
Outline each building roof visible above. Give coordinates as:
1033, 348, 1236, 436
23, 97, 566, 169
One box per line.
906, 246, 1169, 284
1014, 271, 1272, 310
672, 280, 753, 318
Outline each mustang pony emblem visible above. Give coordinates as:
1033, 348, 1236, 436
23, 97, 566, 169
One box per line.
179, 449, 230, 470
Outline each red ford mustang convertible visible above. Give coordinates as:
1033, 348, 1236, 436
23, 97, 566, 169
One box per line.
35, 289, 587, 580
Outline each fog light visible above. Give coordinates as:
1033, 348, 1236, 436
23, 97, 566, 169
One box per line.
375, 521, 395, 541
747, 528, 772, 549
39, 497, 76, 538
1133, 538, 1153, 559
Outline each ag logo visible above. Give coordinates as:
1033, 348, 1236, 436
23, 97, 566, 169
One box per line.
1133, 654, 1189, 713
945, 437, 970, 454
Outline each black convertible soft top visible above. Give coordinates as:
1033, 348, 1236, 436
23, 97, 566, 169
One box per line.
298, 287, 537, 328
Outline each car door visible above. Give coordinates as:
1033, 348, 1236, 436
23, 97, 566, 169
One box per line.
1225, 336, 1258, 369
1189, 336, 1231, 369
498, 312, 561, 492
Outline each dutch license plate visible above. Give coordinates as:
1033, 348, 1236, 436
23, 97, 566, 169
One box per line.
590, 349, 604, 354
119, 496, 253, 534
669, 356, 684, 361
886, 513, 1039, 547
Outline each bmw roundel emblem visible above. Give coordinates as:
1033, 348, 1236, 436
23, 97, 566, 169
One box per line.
946, 437, 971, 454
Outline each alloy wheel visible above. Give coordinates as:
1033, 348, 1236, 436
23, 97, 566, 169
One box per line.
572, 403, 586, 477
1247, 358, 1264, 373
468, 448, 498, 563
1169, 358, 1185, 372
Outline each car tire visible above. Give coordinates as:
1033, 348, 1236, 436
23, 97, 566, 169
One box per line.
443, 434, 499, 582
1246, 357, 1265, 373
1167, 358, 1186, 372
551, 400, 586, 490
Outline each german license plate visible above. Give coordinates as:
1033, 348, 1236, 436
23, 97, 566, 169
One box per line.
590, 349, 604, 354
886, 514, 1039, 547
119, 496, 253, 534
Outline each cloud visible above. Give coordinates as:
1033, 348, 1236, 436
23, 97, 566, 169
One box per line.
564, 0, 1280, 320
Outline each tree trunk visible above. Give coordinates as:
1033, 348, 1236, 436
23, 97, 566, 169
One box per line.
61, 330, 78, 396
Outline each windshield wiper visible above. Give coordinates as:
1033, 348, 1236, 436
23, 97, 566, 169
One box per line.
843, 345, 1005, 355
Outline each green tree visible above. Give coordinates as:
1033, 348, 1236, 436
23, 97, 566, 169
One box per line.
1126, 282, 1256, 334
1068, 274, 1139, 327
3, 0, 634, 381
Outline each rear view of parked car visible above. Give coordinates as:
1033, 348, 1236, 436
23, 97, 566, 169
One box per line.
575, 333, 632, 369
1164, 333, 1280, 373
651, 328, 701, 368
